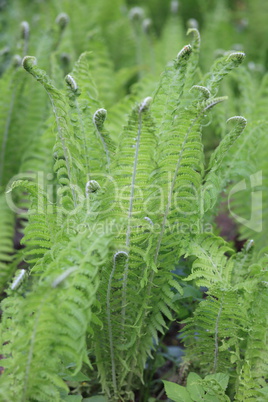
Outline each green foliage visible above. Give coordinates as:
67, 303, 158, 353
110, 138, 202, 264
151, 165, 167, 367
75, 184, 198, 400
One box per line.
164, 372, 230, 401
0, 1, 267, 401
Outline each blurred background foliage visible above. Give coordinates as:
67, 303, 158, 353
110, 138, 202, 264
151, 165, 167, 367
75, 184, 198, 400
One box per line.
1, 0, 268, 73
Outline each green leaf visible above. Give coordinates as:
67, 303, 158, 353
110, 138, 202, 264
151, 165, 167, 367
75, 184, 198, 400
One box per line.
186, 372, 205, 401
204, 373, 229, 391
83, 397, 108, 402
163, 380, 193, 402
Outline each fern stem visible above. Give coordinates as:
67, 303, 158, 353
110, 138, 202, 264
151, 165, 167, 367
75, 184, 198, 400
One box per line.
127, 112, 201, 392
213, 295, 224, 373
133, 21, 143, 79
127, 104, 213, 391
107, 254, 119, 394
95, 127, 110, 171
121, 109, 143, 330
21, 22, 30, 57
154, 116, 199, 265
154, 98, 225, 265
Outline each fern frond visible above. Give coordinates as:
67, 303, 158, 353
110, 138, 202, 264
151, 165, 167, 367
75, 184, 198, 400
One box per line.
0, 194, 16, 291
182, 287, 248, 375
203, 115, 247, 212
23, 56, 83, 210
184, 233, 234, 288
0, 230, 113, 401
0, 65, 27, 189
6, 179, 54, 266
91, 97, 158, 394
204, 52, 245, 95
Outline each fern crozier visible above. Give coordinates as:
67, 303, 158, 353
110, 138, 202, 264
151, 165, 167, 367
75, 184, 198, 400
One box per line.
65, 74, 78, 92
176, 44, 192, 63
10, 269, 27, 290
20, 21, 30, 40
144, 216, 153, 225
52, 267, 77, 288
129, 7, 144, 21
86, 180, 101, 194
142, 18, 152, 34
13, 55, 22, 67
187, 18, 199, 29
55, 12, 69, 30
93, 108, 107, 131
227, 115, 247, 129
171, 0, 179, 14
191, 85, 211, 99
227, 52, 246, 65
245, 239, 254, 252
22, 55, 37, 71
139, 96, 152, 112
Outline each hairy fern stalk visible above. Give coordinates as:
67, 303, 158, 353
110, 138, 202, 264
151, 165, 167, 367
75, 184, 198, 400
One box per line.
0, 7, 267, 401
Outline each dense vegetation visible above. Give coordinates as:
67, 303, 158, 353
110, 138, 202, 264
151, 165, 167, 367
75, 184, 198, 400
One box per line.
0, 0, 267, 401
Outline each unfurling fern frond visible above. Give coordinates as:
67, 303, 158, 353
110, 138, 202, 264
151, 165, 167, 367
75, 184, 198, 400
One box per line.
203, 115, 247, 212
23, 55, 82, 211
204, 52, 246, 95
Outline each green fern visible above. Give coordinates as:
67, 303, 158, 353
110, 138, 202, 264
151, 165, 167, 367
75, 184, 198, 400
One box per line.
0, 5, 267, 401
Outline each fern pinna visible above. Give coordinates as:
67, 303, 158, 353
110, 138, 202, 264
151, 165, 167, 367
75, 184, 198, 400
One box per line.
0, 24, 267, 402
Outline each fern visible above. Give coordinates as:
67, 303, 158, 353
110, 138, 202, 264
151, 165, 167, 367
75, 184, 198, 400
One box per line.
0, 194, 16, 291
0, 230, 113, 401
0, 4, 267, 401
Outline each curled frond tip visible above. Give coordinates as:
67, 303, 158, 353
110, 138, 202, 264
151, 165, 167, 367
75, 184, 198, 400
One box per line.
11, 269, 27, 290
187, 18, 199, 29
191, 85, 211, 99
22, 55, 37, 71
65, 74, 78, 92
171, 0, 179, 14
114, 251, 128, 262
56, 12, 69, 30
93, 108, 107, 130
227, 52, 246, 64
86, 180, 101, 194
176, 44, 192, 63
129, 7, 144, 21
139, 96, 152, 112
227, 115, 247, 129
20, 21, 30, 40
